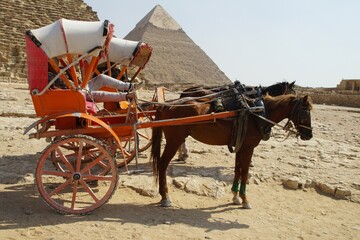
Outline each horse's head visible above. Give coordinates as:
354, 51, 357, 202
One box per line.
289, 95, 313, 140
284, 81, 296, 95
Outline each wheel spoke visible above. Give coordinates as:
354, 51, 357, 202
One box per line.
42, 170, 71, 178
79, 179, 99, 203
137, 131, 151, 140
48, 178, 72, 197
80, 154, 107, 174
56, 147, 75, 173
84, 175, 115, 181
76, 141, 84, 172
71, 180, 79, 209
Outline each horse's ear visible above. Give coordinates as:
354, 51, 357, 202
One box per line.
302, 95, 313, 109
290, 81, 295, 87
303, 95, 308, 103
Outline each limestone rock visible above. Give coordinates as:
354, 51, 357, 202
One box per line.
334, 187, 351, 199
283, 176, 300, 190
316, 182, 335, 196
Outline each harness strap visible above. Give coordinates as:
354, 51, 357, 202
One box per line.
228, 108, 248, 153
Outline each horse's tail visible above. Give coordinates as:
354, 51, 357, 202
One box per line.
150, 126, 163, 183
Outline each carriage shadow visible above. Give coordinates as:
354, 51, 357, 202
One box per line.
0, 154, 39, 184
0, 184, 249, 232
0, 153, 247, 232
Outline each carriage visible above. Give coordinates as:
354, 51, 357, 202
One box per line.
24, 19, 313, 215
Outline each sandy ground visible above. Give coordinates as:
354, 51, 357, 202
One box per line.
0, 83, 359, 240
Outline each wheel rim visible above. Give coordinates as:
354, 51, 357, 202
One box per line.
36, 135, 118, 214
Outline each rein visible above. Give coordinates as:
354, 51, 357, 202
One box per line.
249, 111, 299, 135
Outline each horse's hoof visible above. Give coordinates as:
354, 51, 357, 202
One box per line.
242, 202, 252, 209
160, 199, 172, 207
232, 197, 242, 205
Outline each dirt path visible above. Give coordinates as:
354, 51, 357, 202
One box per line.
0, 83, 359, 239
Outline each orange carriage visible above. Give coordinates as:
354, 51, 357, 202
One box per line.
24, 19, 156, 214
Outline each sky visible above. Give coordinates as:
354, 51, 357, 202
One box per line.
84, 0, 360, 88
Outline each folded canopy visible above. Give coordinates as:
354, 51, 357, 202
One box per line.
106, 38, 152, 68
26, 18, 109, 58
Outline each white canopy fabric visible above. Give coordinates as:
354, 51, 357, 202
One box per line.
29, 19, 108, 58
107, 38, 139, 65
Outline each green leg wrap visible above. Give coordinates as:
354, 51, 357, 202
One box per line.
240, 183, 246, 195
231, 182, 240, 192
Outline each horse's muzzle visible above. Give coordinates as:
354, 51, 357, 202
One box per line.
300, 131, 313, 140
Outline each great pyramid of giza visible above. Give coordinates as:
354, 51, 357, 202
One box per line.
125, 5, 231, 87
0, 0, 98, 83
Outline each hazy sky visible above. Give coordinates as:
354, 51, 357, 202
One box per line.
84, 0, 360, 87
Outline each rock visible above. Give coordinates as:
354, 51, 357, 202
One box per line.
174, 177, 227, 198
120, 174, 158, 197
19, 173, 34, 184
283, 176, 300, 190
304, 179, 315, 188
253, 178, 260, 185
316, 182, 335, 196
352, 183, 360, 191
173, 177, 190, 189
24, 208, 34, 215
184, 178, 202, 194
334, 187, 351, 199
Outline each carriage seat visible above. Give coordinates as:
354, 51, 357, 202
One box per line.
31, 89, 97, 117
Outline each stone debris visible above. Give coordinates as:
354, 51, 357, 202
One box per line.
334, 187, 351, 199
282, 176, 300, 190
316, 182, 336, 196
173, 176, 227, 199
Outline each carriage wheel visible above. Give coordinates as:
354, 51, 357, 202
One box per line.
113, 115, 153, 168
36, 135, 118, 214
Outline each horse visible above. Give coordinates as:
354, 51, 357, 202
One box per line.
177, 81, 296, 161
150, 94, 313, 208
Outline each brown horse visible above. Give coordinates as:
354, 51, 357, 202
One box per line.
150, 94, 313, 208
177, 81, 296, 161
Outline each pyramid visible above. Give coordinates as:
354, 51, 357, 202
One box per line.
0, 0, 98, 83
125, 5, 231, 88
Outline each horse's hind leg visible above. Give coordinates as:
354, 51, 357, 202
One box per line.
177, 142, 189, 162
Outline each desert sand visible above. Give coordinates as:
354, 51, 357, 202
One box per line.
0, 83, 359, 240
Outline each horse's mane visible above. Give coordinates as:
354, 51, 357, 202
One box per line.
264, 94, 313, 110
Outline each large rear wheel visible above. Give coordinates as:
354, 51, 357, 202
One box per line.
36, 135, 118, 214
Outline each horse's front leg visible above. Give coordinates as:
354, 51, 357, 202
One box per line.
232, 148, 254, 209
158, 159, 171, 207
158, 140, 183, 207
232, 154, 242, 205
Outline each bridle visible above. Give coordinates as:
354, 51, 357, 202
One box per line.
283, 98, 313, 138
250, 96, 312, 139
